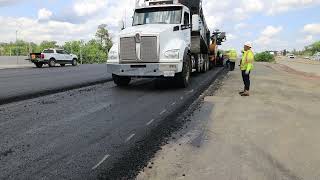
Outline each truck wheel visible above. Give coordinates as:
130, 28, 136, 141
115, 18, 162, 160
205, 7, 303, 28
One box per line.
194, 55, 201, 73
209, 61, 214, 70
201, 59, 208, 73
112, 74, 131, 87
72, 59, 78, 66
35, 63, 43, 68
175, 54, 191, 88
48, 59, 56, 67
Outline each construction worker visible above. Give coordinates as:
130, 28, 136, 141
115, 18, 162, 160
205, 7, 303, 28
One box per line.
240, 42, 254, 96
228, 49, 237, 71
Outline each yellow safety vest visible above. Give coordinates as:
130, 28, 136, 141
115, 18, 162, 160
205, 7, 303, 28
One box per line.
241, 50, 254, 71
228, 50, 238, 62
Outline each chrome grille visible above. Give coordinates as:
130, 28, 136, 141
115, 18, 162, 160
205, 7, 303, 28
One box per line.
120, 36, 158, 63
120, 37, 136, 61
141, 36, 158, 62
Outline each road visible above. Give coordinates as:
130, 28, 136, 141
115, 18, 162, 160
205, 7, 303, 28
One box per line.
0, 67, 224, 179
137, 63, 320, 180
0, 64, 112, 104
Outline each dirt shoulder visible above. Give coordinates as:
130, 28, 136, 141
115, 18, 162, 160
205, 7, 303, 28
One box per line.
136, 63, 320, 180
276, 56, 320, 77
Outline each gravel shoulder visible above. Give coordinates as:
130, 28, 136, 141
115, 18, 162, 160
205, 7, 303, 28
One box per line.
276, 57, 320, 77
137, 63, 320, 180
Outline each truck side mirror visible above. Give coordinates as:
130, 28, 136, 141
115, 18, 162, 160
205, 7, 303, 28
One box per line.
192, 14, 200, 32
118, 20, 125, 31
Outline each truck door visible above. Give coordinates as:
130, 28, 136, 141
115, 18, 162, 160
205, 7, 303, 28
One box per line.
182, 11, 191, 47
63, 50, 73, 61
55, 50, 64, 62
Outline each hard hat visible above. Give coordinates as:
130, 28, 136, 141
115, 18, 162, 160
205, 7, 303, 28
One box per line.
244, 41, 253, 48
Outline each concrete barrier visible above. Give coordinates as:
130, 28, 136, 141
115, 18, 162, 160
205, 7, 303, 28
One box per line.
0, 56, 33, 69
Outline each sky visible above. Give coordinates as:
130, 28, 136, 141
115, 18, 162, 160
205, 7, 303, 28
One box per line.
0, 0, 320, 52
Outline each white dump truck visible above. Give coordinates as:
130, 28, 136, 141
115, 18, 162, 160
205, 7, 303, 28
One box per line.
107, 0, 212, 87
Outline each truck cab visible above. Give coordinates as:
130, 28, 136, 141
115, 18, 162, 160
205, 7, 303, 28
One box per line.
107, 0, 210, 87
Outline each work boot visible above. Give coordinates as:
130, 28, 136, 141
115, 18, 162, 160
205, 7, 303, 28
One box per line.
239, 89, 245, 95
241, 91, 250, 96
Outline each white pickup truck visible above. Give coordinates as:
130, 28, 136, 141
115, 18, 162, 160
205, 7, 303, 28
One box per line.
107, 0, 212, 88
29, 49, 78, 68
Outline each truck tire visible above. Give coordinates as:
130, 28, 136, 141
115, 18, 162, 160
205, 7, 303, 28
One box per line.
35, 62, 43, 68
201, 59, 208, 73
72, 59, 78, 66
112, 74, 131, 87
194, 55, 201, 73
175, 52, 191, 88
48, 58, 56, 67
209, 61, 214, 70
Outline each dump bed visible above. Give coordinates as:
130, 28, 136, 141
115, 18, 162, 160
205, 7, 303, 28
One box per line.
179, 0, 210, 54
178, 0, 201, 13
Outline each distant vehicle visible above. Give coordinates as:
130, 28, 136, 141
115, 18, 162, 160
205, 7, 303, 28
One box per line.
287, 54, 296, 59
313, 52, 320, 61
29, 49, 78, 68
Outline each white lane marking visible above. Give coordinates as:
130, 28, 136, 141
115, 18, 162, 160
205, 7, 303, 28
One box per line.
171, 102, 176, 106
160, 109, 167, 115
180, 96, 184, 100
125, 134, 136, 143
146, 119, 155, 126
92, 154, 110, 170
186, 89, 194, 94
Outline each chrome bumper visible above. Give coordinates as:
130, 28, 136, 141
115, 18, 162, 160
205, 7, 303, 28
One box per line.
107, 63, 180, 77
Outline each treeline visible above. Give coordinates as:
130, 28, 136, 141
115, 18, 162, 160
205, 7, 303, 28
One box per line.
293, 41, 320, 56
0, 24, 113, 64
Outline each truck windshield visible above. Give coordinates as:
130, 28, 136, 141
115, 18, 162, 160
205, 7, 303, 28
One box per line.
133, 6, 182, 26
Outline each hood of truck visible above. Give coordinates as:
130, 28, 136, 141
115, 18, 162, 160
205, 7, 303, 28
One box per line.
119, 24, 177, 36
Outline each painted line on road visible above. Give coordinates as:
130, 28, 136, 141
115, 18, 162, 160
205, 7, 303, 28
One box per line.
180, 96, 184, 100
171, 102, 176, 106
92, 154, 110, 170
186, 89, 194, 95
160, 109, 167, 115
125, 134, 136, 143
146, 119, 155, 126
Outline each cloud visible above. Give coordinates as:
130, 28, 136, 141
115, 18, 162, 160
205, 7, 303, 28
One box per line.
261, 26, 283, 37
268, 0, 320, 15
234, 23, 247, 30
73, 0, 108, 17
0, 0, 23, 7
255, 25, 283, 46
38, 8, 53, 21
303, 23, 320, 34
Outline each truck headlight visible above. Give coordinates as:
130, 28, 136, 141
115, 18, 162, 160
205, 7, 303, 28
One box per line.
164, 49, 179, 59
108, 51, 118, 60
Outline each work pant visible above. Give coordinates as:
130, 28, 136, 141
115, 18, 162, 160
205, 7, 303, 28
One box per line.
226, 60, 230, 70
242, 70, 251, 91
229, 61, 235, 71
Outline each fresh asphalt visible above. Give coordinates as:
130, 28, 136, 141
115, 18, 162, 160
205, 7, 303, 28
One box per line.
0, 64, 112, 105
0, 67, 224, 179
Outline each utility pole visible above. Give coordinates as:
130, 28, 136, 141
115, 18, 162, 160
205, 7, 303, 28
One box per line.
80, 40, 84, 64
16, 30, 18, 65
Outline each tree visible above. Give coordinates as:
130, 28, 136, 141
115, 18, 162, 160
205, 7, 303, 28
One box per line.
64, 41, 81, 55
255, 52, 275, 62
303, 41, 320, 55
95, 24, 113, 52
82, 40, 107, 64
39, 41, 58, 51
